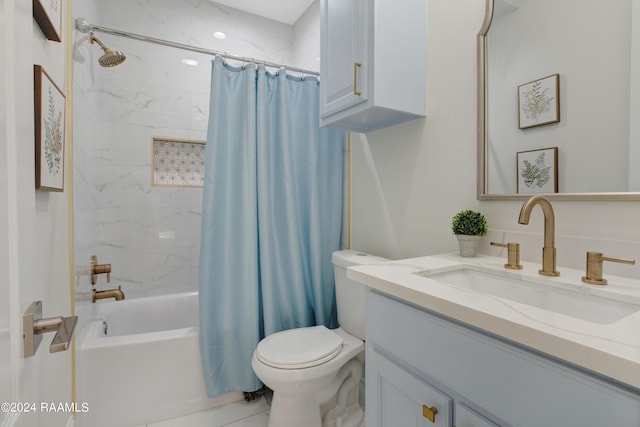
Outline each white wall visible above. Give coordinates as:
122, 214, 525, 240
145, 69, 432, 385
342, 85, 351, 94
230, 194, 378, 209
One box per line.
0, 1, 10, 418
1, 0, 72, 425
293, 1, 321, 73
630, 0, 640, 190
350, 0, 640, 281
352, 0, 483, 259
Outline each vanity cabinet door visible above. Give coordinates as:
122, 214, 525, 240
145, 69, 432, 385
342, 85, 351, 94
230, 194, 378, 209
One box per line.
366, 349, 453, 427
455, 404, 500, 427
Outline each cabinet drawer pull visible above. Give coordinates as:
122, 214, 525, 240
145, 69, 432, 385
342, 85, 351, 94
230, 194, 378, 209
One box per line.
422, 404, 438, 423
353, 62, 362, 95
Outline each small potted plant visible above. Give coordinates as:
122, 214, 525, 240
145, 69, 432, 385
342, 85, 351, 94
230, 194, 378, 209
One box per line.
451, 210, 487, 257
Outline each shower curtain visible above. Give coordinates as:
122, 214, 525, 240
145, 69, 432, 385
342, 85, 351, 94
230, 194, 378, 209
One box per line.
198, 57, 346, 397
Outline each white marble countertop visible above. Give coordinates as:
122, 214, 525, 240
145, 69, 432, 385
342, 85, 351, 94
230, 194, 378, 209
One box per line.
348, 253, 640, 389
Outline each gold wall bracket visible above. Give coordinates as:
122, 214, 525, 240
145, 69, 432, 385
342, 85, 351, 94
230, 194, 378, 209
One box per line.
581, 251, 636, 285
23, 301, 78, 358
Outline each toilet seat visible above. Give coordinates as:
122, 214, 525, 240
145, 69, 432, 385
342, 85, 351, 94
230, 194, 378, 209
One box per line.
255, 325, 344, 369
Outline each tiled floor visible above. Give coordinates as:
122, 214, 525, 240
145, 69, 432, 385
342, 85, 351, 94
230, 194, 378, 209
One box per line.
138, 397, 270, 427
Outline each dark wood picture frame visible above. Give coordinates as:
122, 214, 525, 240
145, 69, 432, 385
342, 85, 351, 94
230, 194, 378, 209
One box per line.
518, 74, 560, 129
33, 0, 62, 42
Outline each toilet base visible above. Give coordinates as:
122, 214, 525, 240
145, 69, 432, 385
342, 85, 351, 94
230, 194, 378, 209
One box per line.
268, 390, 364, 427
269, 394, 322, 427
266, 358, 364, 427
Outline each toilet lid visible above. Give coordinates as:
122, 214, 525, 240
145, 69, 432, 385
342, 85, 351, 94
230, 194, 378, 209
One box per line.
256, 325, 344, 369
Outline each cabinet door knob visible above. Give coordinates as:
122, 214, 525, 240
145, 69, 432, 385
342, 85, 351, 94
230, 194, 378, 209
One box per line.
353, 62, 362, 95
422, 404, 438, 423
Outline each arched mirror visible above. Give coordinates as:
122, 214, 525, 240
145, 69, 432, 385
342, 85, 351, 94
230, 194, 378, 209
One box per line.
478, 0, 640, 200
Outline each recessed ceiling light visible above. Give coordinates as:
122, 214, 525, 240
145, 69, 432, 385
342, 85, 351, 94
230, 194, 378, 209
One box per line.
213, 31, 226, 40
181, 58, 198, 66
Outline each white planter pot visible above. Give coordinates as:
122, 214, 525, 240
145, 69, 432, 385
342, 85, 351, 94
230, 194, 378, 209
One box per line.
455, 235, 482, 257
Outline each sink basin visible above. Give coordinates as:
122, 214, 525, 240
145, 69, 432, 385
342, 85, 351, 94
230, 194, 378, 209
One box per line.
414, 266, 640, 324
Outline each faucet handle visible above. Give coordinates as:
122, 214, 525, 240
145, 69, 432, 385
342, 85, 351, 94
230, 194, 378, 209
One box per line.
90, 255, 112, 285
582, 251, 636, 285
490, 242, 523, 270
23, 301, 78, 357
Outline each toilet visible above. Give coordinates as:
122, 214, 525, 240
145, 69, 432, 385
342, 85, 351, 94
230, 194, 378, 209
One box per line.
251, 249, 388, 427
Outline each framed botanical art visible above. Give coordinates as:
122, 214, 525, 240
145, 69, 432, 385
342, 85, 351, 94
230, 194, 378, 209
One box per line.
518, 74, 559, 129
33, 0, 62, 42
517, 147, 558, 194
34, 65, 66, 192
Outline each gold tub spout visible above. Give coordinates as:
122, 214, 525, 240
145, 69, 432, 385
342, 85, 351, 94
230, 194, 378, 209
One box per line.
93, 286, 125, 303
518, 195, 560, 276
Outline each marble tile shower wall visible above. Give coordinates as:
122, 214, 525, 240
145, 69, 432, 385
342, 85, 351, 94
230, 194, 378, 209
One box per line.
73, 0, 317, 299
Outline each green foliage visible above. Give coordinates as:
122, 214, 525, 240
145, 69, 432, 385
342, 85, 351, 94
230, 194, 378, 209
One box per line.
44, 86, 63, 174
451, 210, 487, 236
521, 152, 550, 189
521, 81, 553, 120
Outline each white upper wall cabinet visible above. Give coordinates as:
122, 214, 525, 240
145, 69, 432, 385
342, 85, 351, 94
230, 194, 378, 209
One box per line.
319, 0, 427, 133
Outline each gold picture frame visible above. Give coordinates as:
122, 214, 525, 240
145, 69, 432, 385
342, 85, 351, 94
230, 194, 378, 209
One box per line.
518, 74, 560, 129
34, 65, 66, 192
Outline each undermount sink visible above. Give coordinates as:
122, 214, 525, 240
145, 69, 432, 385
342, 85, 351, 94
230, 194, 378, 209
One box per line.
414, 266, 640, 325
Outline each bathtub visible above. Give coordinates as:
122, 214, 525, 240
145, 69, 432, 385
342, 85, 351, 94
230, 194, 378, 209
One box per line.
76, 292, 243, 427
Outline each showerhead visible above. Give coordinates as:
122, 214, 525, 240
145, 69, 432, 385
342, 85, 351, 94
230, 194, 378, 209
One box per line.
90, 33, 126, 67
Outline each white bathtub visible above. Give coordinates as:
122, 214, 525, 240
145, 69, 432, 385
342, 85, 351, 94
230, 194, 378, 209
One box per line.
77, 292, 243, 427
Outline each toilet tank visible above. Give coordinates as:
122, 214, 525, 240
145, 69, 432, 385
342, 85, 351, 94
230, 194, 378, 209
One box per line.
332, 250, 389, 340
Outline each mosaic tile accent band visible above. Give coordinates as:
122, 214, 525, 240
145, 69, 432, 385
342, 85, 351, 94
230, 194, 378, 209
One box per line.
152, 137, 206, 187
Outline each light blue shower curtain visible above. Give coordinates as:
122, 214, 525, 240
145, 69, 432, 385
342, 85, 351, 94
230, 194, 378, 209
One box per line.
198, 57, 346, 397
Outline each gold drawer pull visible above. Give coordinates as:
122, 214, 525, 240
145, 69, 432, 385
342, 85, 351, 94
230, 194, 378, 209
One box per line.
422, 404, 438, 423
353, 62, 362, 95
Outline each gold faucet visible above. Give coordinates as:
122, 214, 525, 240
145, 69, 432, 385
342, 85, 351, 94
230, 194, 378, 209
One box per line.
518, 195, 560, 276
93, 286, 125, 303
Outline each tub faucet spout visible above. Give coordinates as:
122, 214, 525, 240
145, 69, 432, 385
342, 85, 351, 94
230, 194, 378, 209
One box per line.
518, 195, 560, 276
93, 286, 125, 303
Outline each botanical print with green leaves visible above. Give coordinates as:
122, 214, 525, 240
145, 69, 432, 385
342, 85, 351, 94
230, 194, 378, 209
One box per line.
44, 85, 63, 174
521, 81, 554, 121
521, 152, 550, 189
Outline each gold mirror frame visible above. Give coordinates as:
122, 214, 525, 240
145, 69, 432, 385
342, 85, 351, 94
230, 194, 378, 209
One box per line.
477, 0, 640, 201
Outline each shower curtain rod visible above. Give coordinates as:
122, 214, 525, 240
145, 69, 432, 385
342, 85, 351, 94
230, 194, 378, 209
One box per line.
74, 18, 320, 77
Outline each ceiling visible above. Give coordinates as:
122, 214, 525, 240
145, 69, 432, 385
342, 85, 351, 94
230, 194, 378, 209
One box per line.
212, 0, 317, 25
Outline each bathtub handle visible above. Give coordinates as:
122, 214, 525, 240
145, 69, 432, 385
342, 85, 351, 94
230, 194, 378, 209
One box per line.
91, 255, 112, 285
23, 301, 78, 358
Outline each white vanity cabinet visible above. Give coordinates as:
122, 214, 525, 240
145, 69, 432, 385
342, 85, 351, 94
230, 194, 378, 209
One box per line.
366, 290, 640, 427
319, 0, 426, 133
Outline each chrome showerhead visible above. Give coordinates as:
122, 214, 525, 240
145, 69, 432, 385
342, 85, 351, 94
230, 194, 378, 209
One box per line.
90, 32, 126, 67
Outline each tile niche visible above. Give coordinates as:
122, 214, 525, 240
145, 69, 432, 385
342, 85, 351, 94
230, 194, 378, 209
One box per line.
152, 137, 206, 187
